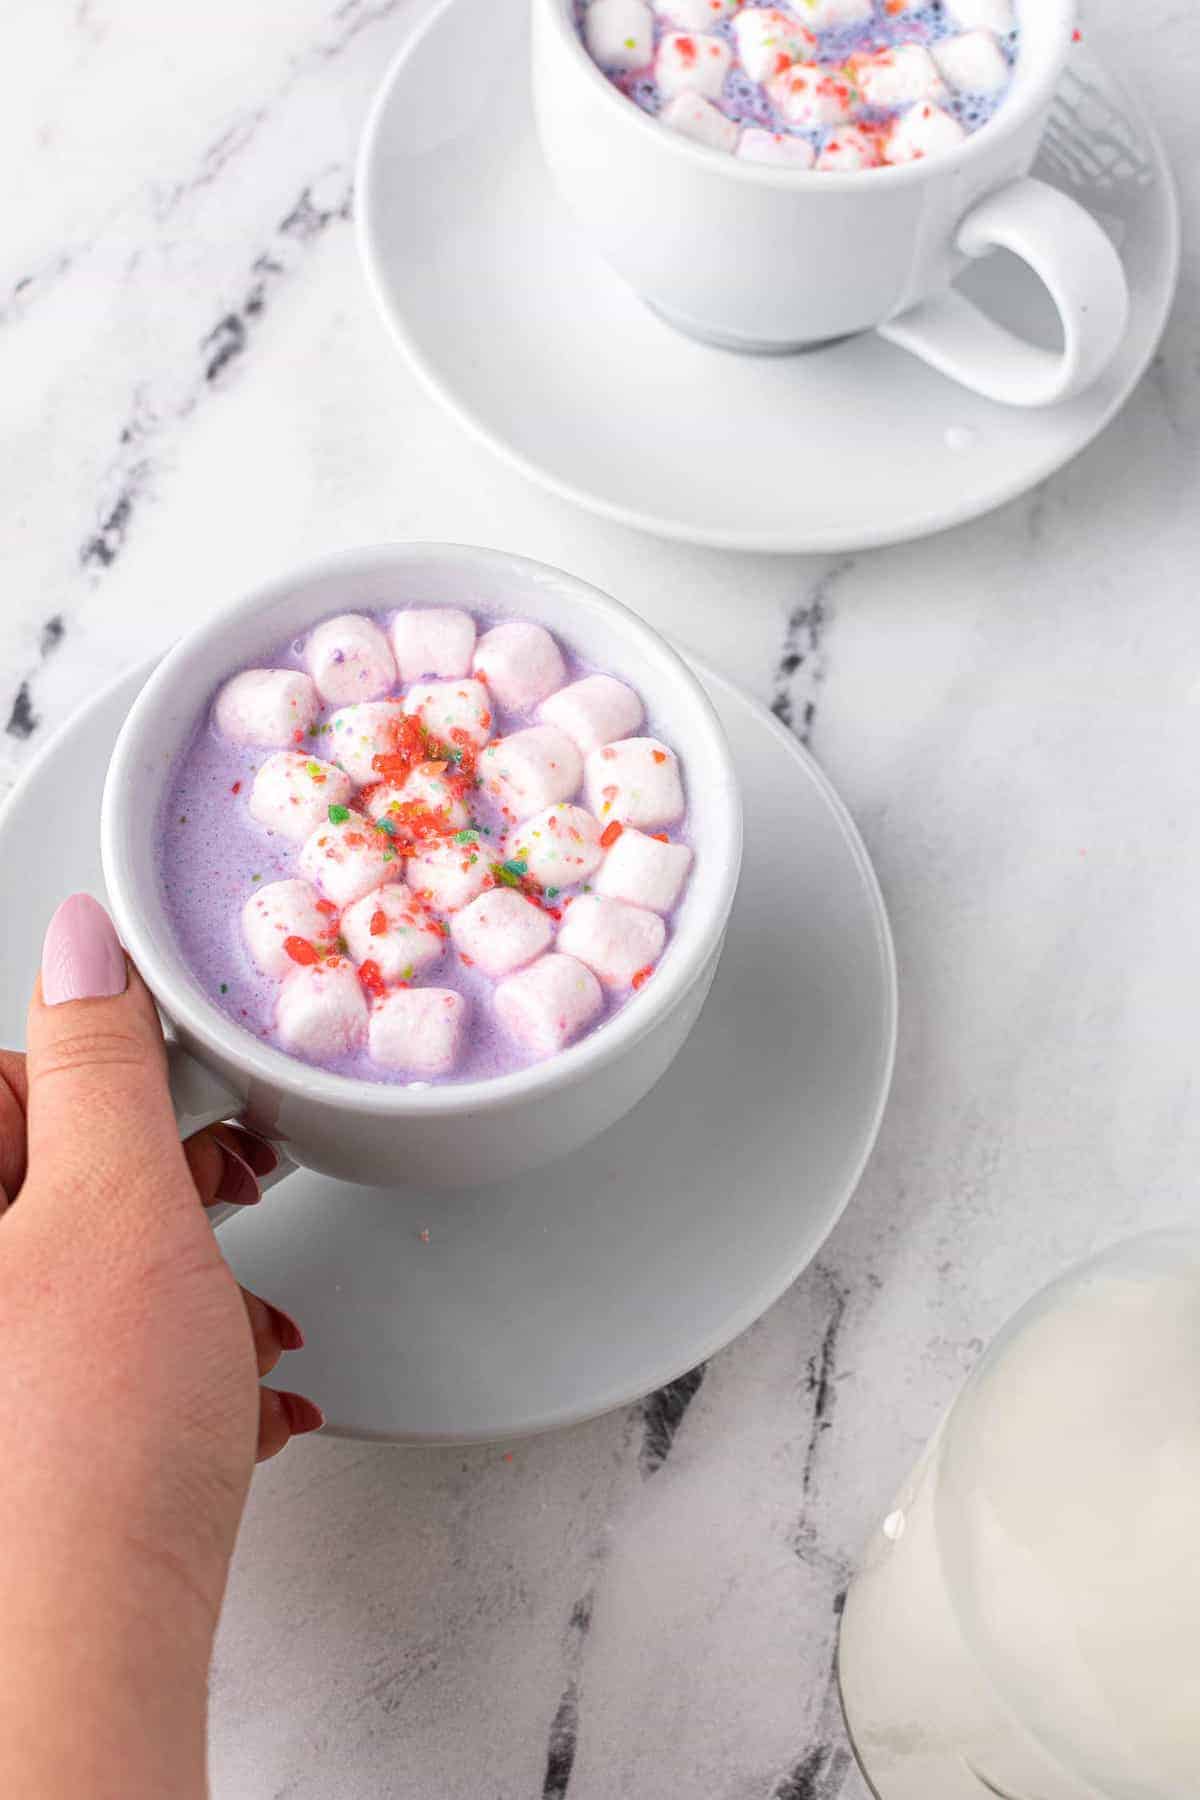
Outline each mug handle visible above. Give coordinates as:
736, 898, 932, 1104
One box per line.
877, 176, 1130, 409
167, 1039, 294, 1228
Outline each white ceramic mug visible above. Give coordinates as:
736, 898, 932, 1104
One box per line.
100, 544, 742, 1191
531, 0, 1129, 406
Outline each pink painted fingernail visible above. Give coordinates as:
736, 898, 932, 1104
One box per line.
41, 895, 127, 1006
215, 1144, 261, 1208
266, 1303, 305, 1351
279, 1392, 324, 1436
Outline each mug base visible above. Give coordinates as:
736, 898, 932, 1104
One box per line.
644, 297, 859, 357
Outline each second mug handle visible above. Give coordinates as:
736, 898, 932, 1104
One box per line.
167, 1039, 293, 1229
877, 176, 1130, 409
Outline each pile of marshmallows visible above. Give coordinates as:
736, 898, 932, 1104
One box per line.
216, 609, 693, 1078
584, 0, 1016, 168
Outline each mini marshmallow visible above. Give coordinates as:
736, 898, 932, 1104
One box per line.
214, 669, 318, 749
659, 0, 737, 30
478, 727, 584, 824
768, 64, 856, 129
657, 32, 732, 102
884, 101, 967, 164
556, 894, 666, 989
472, 622, 567, 715
495, 955, 604, 1058
583, 0, 654, 70
275, 960, 368, 1060
450, 888, 554, 979
370, 766, 470, 834
585, 738, 685, 829
342, 884, 446, 984
504, 805, 603, 888
932, 29, 1009, 94
538, 674, 644, 755
793, 0, 870, 22
299, 812, 404, 907
248, 752, 353, 842
405, 678, 494, 750
661, 92, 739, 153
326, 700, 408, 786
732, 9, 816, 85
943, 0, 1014, 33
737, 128, 817, 169
369, 988, 467, 1076
853, 43, 945, 110
305, 614, 396, 706
816, 125, 882, 171
407, 836, 497, 914
390, 607, 476, 683
242, 878, 337, 979
594, 827, 693, 913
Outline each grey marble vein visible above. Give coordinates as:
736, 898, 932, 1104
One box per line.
770, 559, 852, 747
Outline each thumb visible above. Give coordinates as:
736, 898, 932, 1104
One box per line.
25, 894, 193, 1235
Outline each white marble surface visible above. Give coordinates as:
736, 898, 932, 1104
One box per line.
3, 1, 1199, 1795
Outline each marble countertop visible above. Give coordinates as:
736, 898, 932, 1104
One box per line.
4, 1, 1199, 1794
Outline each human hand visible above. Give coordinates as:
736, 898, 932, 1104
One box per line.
0, 894, 322, 1799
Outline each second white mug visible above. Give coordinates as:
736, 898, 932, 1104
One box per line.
532, 0, 1129, 407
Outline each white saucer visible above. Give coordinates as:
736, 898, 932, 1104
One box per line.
0, 660, 894, 1443
357, 4, 1178, 555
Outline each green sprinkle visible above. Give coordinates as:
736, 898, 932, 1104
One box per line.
492, 862, 522, 889
454, 827, 481, 844
219, 982, 228, 994
582, 883, 591, 893
306, 760, 322, 777
506, 858, 528, 877
328, 802, 351, 823
402, 965, 414, 982
336, 935, 349, 954
308, 724, 321, 737
546, 887, 559, 900
382, 849, 396, 863
375, 816, 397, 837
251, 873, 261, 882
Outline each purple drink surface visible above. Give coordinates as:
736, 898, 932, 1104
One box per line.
158, 608, 691, 1086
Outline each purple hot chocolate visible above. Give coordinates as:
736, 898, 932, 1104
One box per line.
159, 604, 694, 1086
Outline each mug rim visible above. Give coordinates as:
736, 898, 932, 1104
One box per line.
537, 0, 1075, 189
100, 542, 743, 1121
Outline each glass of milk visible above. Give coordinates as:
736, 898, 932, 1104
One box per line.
838, 1230, 1200, 1799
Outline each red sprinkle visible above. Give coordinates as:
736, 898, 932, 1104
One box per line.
230, 780, 242, 795
600, 820, 623, 849
293, 729, 305, 744
358, 959, 386, 999
284, 936, 318, 966
651, 750, 667, 765
369, 908, 388, 936
651, 832, 669, 843
315, 898, 338, 917
631, 965, 654, 991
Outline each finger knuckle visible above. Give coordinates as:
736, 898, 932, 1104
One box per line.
36, 1027, 153, 1085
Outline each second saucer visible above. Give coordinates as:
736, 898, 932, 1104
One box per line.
357, 0, 1177, 555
